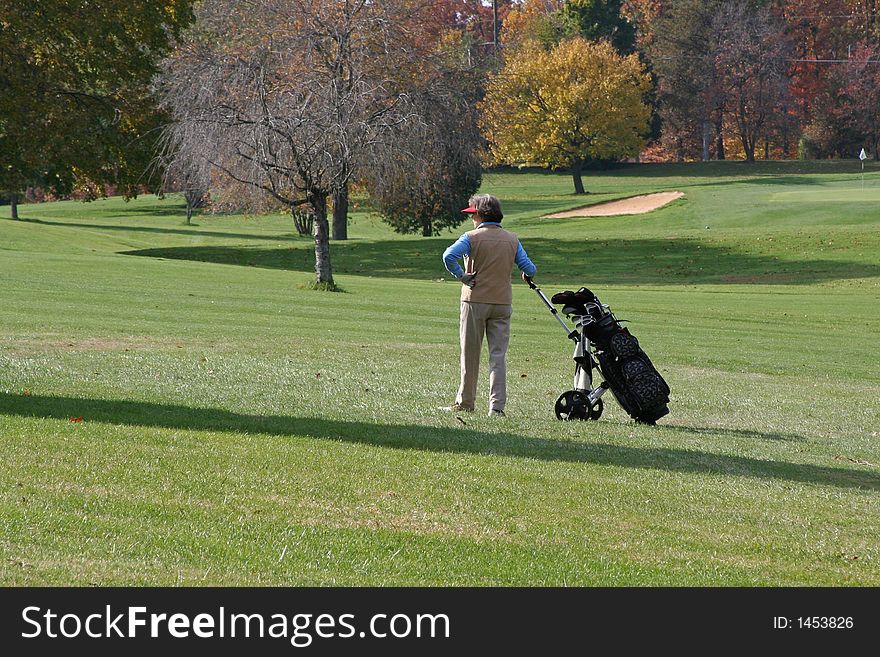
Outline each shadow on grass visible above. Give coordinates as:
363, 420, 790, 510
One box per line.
527, 161, 880, 179
122, 237, 880, 285
3, 393, 878, 492
20, 217, 301, 243
657, 424, 803, 443
84, 204, 192, 218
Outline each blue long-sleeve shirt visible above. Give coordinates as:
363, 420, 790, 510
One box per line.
442, 222, 537, 279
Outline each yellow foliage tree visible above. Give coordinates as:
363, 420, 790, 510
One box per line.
481, 37, 652, 193
501, 0, 569, 52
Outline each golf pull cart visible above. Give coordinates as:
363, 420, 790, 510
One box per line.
525, 278, 670, 424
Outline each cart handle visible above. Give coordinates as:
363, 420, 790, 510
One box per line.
525, 277, 580, 342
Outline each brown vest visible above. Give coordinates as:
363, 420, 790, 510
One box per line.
461, 224, 519, 305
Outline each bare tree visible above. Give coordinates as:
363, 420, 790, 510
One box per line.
713, 2, 792, 163
159, 142, 212, 225
158, 0, 418, 287
841, 41, 880, 159
649, 0, 728, 161
292, 206, 315, 237
365, 42, 484, 237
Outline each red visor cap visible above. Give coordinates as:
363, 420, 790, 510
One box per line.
461, 207, 478, 213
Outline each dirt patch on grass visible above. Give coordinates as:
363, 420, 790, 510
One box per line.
1, 335, 194, 352
545, 192, 685, 218
273, 496, 510, 542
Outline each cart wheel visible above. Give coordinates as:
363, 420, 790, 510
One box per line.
555, 390, 588, 420
555, 392, 603, 421
588, 397, 604, 420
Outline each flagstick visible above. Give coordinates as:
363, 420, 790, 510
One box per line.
859, 147, 867, 188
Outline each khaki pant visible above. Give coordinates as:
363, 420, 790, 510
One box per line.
455, 301, 512, 412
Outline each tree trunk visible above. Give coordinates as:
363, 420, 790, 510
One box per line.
421, 215, 432, 237
742, 131, 756, 163
764, 136, 770, 160
10, 194, 19, 220
867, 0, 877, 40
715, 114, 725, 160
571, 159, 586, 194
331, 183, 348, 240
184, 189, 203, 225
312, 193, 334, 286
702, 120, 710, 162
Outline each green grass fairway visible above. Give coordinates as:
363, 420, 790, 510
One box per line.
1, 161, 879, 585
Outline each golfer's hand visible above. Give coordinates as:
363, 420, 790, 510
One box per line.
521, 272, 533, 285
460, 273, 477, 288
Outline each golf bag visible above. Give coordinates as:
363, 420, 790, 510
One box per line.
526, 280, 670, 424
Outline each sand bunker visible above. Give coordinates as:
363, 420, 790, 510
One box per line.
545, 191, 684, 218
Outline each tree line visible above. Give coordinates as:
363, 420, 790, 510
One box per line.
644, 0, 880, 163
3, 1, 879, 287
